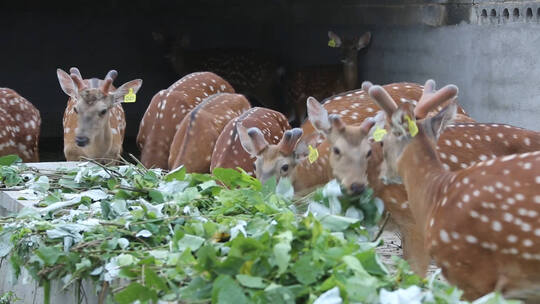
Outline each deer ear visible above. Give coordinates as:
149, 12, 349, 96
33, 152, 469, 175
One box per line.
327, 31, 342, 47
390, 105, 414, 137
238, 125, 268, 156
356, 32, 371, 50
423, 102, 457, 140
112, 79, 143, 104
307, 97, 331, 134
57, 69, 78, 98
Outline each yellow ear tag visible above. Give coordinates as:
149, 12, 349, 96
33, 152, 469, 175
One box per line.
372, 127, 387, 142
123, 88, 136, 103
328, 39, 337, 48
308, 145, 319, 164
405, 115, 418, 137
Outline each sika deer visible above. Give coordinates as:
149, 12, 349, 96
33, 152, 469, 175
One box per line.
242, 82, 469, 194
168, 93, 250, 172
210, 107, 290, 176
0, 88, 41, 162
376, 90, 540, 301
317, 80, 538, 275
137, 72, 234, 169
57, 68, 142, 163
285, 31, 371, 125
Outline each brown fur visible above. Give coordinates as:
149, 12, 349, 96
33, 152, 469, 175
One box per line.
0, 88, 41, 162
137, 72, 234, 169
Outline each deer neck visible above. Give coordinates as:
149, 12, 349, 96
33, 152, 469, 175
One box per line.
397, 133, 455, 232
87, 116, 114, 158
342, 57, 358, 90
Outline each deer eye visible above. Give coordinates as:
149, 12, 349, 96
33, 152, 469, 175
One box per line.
73, 107, 78, 114
99, 109, 107, 116
367, 150, 372, 157
281, 164, 289, 173
333, 147, 341, 156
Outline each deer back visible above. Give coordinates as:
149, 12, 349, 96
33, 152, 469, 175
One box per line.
210, 107, 290, 176
0, 88, 41, 162
168, 93, 250, 172
137, 72, 234, 169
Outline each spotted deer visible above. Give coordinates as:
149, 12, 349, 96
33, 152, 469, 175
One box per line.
0, 88, 41, 162
137, 72, 234, 169
57, 68, 141, 163
210, 107, 290, 176
240, 82, 470, 194
285, 31, 371, 125
168, 93, 250, 172
374, 86, 540, 301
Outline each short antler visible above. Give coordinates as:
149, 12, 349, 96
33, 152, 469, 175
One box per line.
102, 70, 118, 93
414, 79, 458, 118
368, 85, 398, 117
360, 117, 376, 134
69, 67, 87, 90
361, 81, 373, 92
279, 128, 303, 155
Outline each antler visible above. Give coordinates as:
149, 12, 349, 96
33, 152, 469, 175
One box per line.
360, 117, 376, 134
69, 67, 87, 90
278, 128, 303, 155
101, 69, 118, 93
414, 79, 458, 119
361, 81, 373, 92
368, 85, 398, 117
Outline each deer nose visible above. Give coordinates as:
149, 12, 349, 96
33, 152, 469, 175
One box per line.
349, 183, 366, 195
75, 136, 89, 147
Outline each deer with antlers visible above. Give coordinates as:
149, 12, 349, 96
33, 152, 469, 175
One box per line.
368, 82, 540, 301
285, 31, 371, 125
168, 93, 250, 172
57, 68, 142, 163
238, 82, 472, 194
0, 88, 41, 162
305, 79, 539, 276
137, 72, 235, 169
210, 107, 290, 176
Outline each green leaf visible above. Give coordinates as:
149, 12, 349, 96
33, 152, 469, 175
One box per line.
319, 214, 359, 232
114, 282, 158, 304
0, 155, 20, 166
291, 255, 322, 285
178, 234, 205, 252
148, 189, 164, 203
144, 266, 168, 291
35, 246, 63, 266
273, 242, 291, 275
356, 249, 388, 276
235, 274, 267, 289
165, 166, 186, 182
212, 275, 249, 304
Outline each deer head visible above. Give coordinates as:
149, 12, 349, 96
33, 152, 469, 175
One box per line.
57, 67, 142, 147
368, 80, 459, 185
306, 94, 376, 195
328, 31, 371, 89
238, 124, 307, 184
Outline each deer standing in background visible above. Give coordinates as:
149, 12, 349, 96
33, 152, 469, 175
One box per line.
137, 72, 234, 169
0, 88, 41, 162
210, 107, 290, 176
373, 83, 540, 301
57, 68, 142, 163
153, 32, 287, 120
168, 93, 250, 172
285, 31, 371, 125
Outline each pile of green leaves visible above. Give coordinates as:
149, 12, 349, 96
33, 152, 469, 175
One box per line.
0, 155, 519, 304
